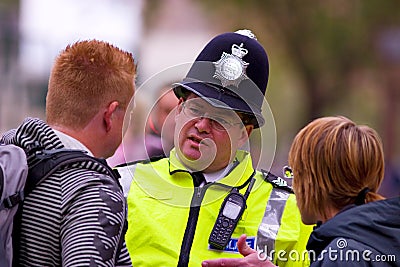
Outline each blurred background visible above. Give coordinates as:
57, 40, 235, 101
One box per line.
0, 0, 399, 197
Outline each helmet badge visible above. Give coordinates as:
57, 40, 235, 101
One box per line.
213, 43, 249, 88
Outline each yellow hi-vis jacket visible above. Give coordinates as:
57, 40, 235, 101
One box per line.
117, 149, 313, 266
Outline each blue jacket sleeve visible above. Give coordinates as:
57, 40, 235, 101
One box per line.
310, 237, 382, 266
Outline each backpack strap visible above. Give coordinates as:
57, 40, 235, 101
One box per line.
0, 190, 25, 210
26, 148, 121, 195
0, 144, 28, 210
23, 148, 127, 261
261, 169, 294, 194
0, 167, 5, 209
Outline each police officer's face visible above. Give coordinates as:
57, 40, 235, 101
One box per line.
174, 94, 253, 173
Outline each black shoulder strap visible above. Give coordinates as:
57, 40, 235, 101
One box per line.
0, 166, 3, 197
24, 148, 127, 259
261, 169, 294, 194
26, 148, 119, 196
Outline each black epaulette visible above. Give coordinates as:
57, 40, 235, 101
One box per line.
115, 155, 166, 167
261, 169, 294, 194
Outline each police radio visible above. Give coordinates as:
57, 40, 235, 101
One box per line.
208, 178, 255, 250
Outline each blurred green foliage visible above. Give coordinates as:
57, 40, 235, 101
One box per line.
197, 0, 399, 114
193, 0, 400, 197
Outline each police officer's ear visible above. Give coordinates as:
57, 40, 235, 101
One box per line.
244, 124, 254, 137
176, 98, 185, 115
237, 124, 254, 147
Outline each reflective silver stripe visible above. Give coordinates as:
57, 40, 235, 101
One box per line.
256, 188, 290, 256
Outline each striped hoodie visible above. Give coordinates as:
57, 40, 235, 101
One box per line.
1, 118, 131, 266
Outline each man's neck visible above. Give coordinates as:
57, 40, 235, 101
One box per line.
51, 125, 98, 156
52, 128, 94, 156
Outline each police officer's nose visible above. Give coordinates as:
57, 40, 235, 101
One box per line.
194, 116, 212, 133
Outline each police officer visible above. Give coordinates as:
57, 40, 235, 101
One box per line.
118, 30, 312, 266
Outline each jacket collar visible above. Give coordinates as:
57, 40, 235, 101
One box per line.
1, 117, 64, 152
1, 117, 111, 175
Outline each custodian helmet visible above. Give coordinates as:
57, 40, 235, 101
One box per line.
174, 29, 269, 128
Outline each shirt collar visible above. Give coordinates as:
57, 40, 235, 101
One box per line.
53, 129, 94, 156
203, 164, 234, 183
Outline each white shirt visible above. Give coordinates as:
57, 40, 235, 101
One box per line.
203, 162, 236, 184
175, 152, 237, 185
53, 129, 94, 156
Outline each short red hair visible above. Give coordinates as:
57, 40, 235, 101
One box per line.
46, 40, 136, 129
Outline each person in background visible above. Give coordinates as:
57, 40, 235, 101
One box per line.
1, 40, 136, 266
203, 116, 400, 266
107, 85, 178, 166
107, 97, 147, 167
117, 29, 312, 266
144, 85, 179, 158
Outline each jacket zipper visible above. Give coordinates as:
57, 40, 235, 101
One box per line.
177, 184, 206, 266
